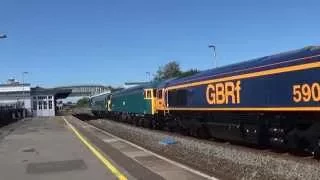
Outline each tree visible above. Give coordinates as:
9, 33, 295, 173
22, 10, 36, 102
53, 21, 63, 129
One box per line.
153, 61, 200, 80
154, 61, 182, 80
178, 68, 199, 78
76, 97, 90, 107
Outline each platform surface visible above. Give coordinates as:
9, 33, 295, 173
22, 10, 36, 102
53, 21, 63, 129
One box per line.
0, 116, 211, 180
0, 117, 124, 180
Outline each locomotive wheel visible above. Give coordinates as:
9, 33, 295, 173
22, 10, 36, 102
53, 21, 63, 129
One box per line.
133, 117, 139, 126
147, 119, 152, 129
138, 118, 144, 127
306, 138, 320, 158
151, 119, 158, 129
143, 118, 150, 128
197, 126, 210, 139
313, 140, 320, 159
188, 128, 197, 137
179, 127, 189, 136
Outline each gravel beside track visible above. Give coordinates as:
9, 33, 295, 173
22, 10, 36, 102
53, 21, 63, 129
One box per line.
73, 115, 320, 180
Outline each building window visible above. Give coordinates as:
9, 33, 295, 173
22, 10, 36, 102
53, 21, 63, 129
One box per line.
33, 101, 37, 110
38, 101, 42, 110
49, 100, 53, 109
48, 96, 52, 99
43, 101, 47, 109
37, 96, 47, 100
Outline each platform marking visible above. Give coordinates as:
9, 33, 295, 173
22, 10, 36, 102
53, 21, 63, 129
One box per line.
103, 138, 118, 143
83, 119, 219, 180
63, 117, 127, 180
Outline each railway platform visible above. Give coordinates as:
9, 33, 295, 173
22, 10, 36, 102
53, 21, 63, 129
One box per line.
0, 116, 212, 180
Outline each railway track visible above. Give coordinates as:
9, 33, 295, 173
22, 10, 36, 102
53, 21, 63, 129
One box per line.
73, 112, 312, 158
72, 112, 320, 180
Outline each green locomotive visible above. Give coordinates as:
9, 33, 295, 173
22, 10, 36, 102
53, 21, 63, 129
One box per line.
89, 92, 111, 117
90, 82, 159, 127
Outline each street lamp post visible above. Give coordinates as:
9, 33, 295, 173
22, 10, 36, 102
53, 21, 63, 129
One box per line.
22, 72, 29, 107
208, 44, 217, 68
146, 72, 151, 81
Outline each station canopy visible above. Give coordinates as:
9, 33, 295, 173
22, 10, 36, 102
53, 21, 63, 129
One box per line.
31, 87, 72, 99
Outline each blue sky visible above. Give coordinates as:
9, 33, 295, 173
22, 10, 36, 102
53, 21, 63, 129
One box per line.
0, 0, 319, 87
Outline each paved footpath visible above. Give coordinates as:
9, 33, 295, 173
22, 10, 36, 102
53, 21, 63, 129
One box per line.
0, 117, 125, 180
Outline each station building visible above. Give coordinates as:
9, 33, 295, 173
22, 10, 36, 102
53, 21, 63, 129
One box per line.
31, 87, 71, 117
0, 79, 31, 115
0, 79, 71, 117
0, 80, 111, 117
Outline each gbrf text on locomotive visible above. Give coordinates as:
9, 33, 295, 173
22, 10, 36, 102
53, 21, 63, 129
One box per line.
206, 80, 241, 105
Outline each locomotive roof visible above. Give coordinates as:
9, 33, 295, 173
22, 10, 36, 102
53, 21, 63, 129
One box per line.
163, 46, 320, 88
89, 92, 109, 101
90, 91, 110, 98
112, 81, 160, 96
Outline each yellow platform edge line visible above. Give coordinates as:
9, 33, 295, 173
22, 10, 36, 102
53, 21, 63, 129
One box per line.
62, 117, 127, 180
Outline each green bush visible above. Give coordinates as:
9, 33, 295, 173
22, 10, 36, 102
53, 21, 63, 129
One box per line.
76, 97, 89, 107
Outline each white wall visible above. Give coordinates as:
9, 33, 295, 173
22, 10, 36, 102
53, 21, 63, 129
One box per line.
0, 97, 32, 115
0, 86, 31, 92
0, 84, 32, 114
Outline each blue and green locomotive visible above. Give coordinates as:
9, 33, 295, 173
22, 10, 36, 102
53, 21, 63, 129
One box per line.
159, 46, 320, 153
90, 46, 320, 156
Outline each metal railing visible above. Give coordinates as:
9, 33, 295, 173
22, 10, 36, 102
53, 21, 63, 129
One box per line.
0, 102, 24, 110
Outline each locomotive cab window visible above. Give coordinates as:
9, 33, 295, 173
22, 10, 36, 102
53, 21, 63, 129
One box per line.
144, 89, 152, 99
158, 90, 163, 99
147, 90, 151, 99
153, 89, 157, 98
